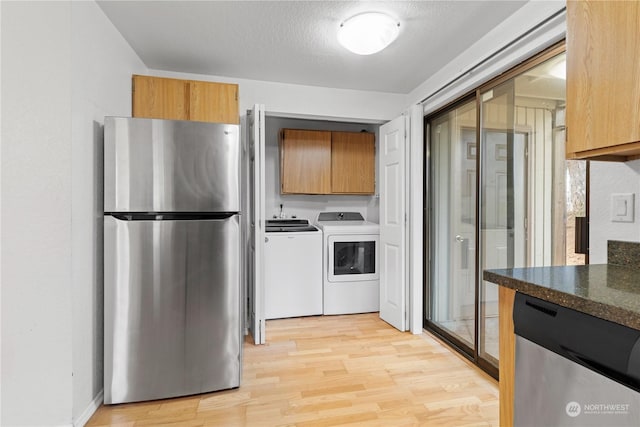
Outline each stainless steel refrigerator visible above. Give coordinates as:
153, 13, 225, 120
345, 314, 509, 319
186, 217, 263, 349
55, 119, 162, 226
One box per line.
103, 116, 242, 405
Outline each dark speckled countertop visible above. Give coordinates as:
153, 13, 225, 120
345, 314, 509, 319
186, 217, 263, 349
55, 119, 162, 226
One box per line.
484, 264, 640, 330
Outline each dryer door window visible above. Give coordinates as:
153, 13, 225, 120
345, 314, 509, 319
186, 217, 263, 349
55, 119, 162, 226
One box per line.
327, 234, 379, 282
334, 241, 375, 275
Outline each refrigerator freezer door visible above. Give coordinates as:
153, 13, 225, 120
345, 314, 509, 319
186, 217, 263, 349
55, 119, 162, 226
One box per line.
104, 215, 241, 404
104, 117, 240, 213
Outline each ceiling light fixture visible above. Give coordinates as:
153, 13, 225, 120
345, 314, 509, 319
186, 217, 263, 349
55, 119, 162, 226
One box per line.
337, 12, 400, 55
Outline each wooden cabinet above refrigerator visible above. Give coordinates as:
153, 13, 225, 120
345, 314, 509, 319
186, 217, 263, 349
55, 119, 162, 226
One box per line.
132, 75, 239, 124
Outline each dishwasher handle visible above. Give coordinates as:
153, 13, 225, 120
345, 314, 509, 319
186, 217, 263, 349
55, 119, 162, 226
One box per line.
560, 344, 640, 392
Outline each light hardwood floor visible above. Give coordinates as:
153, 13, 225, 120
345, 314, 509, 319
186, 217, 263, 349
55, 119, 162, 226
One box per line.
88, 313, 498, 426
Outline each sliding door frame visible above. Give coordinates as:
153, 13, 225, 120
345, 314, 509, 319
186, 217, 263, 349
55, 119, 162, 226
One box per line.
423, 41, 566, 380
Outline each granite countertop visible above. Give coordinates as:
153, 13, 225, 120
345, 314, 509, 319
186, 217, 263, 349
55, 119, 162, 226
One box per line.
484, 264, 640, 330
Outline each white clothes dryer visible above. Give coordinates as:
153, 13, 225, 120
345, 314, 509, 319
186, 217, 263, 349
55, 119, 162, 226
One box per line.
315, 212, 379, 315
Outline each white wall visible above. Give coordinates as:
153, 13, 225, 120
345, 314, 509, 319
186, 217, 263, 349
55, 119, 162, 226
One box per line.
2, 2, 74, 425
1, 1, 146, 426
264, 117, 379, 224
70, 2, 147, 425
149, 69, 406, 123
589, 160, 640, 264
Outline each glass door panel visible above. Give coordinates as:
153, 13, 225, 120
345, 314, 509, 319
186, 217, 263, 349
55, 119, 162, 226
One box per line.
479, 82, 519, 364
479, 53, 569, 366
428, 98, 477, 351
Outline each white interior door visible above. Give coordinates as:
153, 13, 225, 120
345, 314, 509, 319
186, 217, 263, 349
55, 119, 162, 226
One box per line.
379, 115, 407, 331
248, 104, 266, 344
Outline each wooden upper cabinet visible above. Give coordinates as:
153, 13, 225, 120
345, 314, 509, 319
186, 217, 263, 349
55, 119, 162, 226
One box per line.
280, 129, 332, 194
189, 80, 239, 124
331, 131, 375, 194
132, 75, 239, 124
132, 75, 189, 121
279, 129, 376, 195
566, 1, 640, 160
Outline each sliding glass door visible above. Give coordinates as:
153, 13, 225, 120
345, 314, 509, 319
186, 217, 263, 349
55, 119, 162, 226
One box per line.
427, 98, 477, 352
425, 47, 576, 377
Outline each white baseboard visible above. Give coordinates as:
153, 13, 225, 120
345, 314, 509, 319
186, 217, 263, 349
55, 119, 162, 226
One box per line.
74, 389, 103, 427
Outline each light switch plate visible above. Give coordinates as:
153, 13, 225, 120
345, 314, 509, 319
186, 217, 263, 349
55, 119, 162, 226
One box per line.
611, 193, 634, 222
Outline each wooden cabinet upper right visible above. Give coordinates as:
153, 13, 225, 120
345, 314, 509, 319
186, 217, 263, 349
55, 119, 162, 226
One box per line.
331, 131, 375, 194
566, 0, 640, 160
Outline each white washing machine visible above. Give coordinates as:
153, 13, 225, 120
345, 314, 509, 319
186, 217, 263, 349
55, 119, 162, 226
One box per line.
315, 212, 380, 315
264, 219, 323, 319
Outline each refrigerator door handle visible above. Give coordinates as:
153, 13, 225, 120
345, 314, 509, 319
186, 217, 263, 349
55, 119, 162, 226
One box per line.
108, 212, 239, 221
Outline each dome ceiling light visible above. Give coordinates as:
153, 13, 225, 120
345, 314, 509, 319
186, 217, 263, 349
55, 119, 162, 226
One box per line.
337, 12, 400, 55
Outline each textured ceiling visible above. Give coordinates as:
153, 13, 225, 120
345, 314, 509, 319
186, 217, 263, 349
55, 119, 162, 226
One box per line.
98, 1, 529, 94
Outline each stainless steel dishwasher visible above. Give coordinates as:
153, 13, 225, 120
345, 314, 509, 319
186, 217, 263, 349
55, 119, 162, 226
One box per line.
513, 292, 640, 426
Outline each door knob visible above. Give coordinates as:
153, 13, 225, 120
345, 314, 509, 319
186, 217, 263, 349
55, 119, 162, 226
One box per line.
455, 235, 465, 243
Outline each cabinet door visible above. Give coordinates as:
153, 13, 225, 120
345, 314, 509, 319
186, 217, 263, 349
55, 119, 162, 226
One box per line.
132, 75, 189, 121
280, 129, 331, 194
189, 81, 239, 124
567, 1, 640, 159
331, 131, 375, 194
